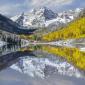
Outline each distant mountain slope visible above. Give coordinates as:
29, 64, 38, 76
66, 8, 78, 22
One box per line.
0, 14, 36, 35
11, 7, 82, 29
11, 7, 57, 28
42, 16, 85, 41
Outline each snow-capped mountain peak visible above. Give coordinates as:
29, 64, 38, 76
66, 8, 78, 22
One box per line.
30, 7, 57, 20
11, 7, 58, 28
11, 7, 83, 29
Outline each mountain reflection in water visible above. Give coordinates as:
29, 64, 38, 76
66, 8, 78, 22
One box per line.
0, 44, 85, 79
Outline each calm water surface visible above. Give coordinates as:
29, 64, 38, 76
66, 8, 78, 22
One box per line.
0, 44, 85, 85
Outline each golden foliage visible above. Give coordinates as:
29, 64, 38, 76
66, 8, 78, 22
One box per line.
42, 17, 85, 41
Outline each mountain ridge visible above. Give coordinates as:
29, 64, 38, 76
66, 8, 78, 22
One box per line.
11, 7, 83, 29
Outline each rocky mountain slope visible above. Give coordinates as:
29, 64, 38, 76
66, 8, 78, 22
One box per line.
11, 7, 83, 29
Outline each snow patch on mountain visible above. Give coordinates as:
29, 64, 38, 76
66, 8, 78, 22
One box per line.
11, 7, 82, 29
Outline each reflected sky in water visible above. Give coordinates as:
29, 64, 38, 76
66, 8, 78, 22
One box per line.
0, 68, 85, 85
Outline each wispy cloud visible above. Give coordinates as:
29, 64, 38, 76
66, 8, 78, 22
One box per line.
0, 0, 27, 16
0, 4, 21, 15
0, 0, 85, 16
29, 0, 73, 8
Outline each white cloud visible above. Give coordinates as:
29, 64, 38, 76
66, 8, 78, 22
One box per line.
0, 4, 23, 16
26, 0, 73, 8
0, 0, 73, 16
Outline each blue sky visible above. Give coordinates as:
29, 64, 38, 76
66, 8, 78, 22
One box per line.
0, 0, 85, 17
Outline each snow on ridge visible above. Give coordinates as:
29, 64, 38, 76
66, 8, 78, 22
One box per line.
11, 7, 83, 29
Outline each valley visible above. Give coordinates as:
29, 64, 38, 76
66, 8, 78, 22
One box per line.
0, 7, 85, 81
